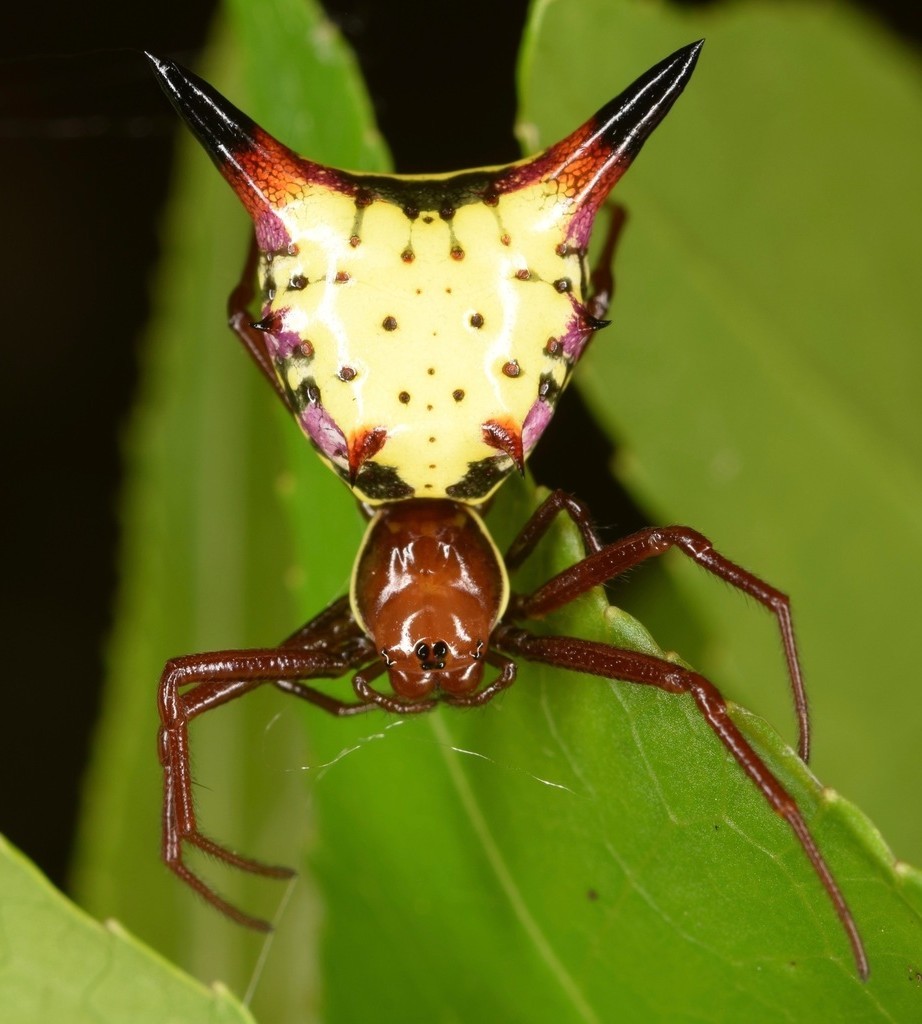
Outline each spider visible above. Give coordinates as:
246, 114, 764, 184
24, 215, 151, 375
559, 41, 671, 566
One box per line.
149, 41, 868, 979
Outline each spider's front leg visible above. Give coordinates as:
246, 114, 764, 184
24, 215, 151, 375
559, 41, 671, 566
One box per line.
493, 626, 869, 980
158, 603, 377, 930
506, 492, 810, 762
497, 496, 864, 975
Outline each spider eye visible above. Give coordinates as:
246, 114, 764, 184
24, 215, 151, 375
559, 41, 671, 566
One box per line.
414, 640, 448, 668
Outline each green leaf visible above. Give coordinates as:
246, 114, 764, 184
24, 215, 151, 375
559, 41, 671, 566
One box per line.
71, 1, 922, 1023
0, 835, 255, 1024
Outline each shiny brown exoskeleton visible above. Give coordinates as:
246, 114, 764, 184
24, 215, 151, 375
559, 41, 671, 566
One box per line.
350, 501, 510, 702
150, 42, 869, 979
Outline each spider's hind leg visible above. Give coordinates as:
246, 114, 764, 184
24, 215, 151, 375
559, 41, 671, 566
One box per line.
227, 233, 292, 408
585, 203, 628, 322
505, 489, 604, 572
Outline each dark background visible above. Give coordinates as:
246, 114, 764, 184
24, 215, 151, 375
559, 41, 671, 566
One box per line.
0, 0, 917, 894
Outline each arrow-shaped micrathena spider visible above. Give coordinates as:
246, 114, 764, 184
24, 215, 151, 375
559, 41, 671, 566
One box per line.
149, 41, 868, 978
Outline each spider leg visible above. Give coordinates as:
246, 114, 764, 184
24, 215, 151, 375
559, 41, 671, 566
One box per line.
444, 652, 518, 708
494, 627, 869, 980
511, 521, 810, 763
227, 234, 292, 409
505, 489, 604, 570
158, 637, 376, 930
279, 594, 373, 661
585, 203, 628, 322
352, 661, 439, 714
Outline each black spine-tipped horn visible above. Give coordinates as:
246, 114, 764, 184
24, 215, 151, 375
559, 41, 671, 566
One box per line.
145, 53, 261, 171
146, 52, 317, 226
583, 40, 703, 174
495, 41, 702, 244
